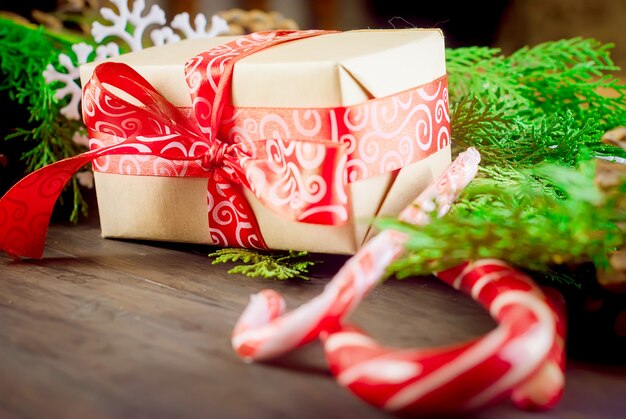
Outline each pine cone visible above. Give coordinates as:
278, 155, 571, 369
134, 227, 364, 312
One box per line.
218, 8, 299, 35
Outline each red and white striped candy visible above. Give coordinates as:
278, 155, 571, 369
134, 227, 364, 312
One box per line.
232, 147, 566, 414
232, 148, 481, 361
510, 285, 566, 411
398, 147, 481, 225
232, 229, 407, 361
321, 260, 566, 415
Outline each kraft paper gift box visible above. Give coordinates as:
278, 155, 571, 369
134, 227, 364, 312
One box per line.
79, 29, 451, 254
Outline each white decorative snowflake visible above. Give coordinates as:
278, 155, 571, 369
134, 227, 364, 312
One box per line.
92, 0, 166, 52
152, 13, 229, 45
76, 170, 95, 189
43, 42, 119, 120
172, 13, 230, 39
72, 131, 90, 148
150, 26, 180, 46
45, 0, 228, 122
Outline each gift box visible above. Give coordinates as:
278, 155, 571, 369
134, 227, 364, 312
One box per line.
79, 29, 451, 254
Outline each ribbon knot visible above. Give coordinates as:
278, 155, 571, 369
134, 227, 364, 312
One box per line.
201, 140, 230, 170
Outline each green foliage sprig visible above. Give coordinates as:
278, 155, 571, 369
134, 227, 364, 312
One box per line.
446, 38, 626, 126
382, 163, 625, 281
209, 248, 316, 280
0, 18, 89, 221
384, 39, 626, 286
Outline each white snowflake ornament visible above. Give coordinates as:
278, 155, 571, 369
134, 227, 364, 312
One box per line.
46, 0, 228, 122
72, 131, 90, 148
151, 13, 229, 46
92, 0, 166, 52
76, 170, 95, 189
43, 42, 119, 120
150, 26, 181, 46
171, 13, 230, 39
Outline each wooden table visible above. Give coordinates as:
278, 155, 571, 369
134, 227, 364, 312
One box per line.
1, 222, 625, 418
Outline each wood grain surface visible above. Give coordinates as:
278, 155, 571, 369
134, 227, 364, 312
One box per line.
1, 223, 625, 418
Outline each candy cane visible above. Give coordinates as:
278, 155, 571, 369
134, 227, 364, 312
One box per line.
232, 229, 408, 362
232, 148, 481, 362
510, 285, 566, 411
321, 260, 566, 415
232, 147, 566, 413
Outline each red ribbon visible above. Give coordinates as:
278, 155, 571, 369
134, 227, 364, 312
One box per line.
0, 30, 449, 259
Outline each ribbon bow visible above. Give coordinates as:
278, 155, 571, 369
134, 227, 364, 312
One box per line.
0, 30, 348, 258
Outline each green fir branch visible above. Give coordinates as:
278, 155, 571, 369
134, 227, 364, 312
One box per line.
446, 38, 626, 128
384, 38, 626, 287
382, 162, 625, 281
209, 248, 316, 280
0, 18, 89, 222
449, 95, 514, 149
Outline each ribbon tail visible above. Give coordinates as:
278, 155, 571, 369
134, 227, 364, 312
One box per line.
0, 150, 98, 259
206, 173, 268, 249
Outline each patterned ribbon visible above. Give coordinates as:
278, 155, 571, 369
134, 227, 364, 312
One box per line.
0, 30, 449, 258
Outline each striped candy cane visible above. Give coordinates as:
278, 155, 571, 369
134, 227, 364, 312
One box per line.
232, 229, 408, 362
232, 148, 566, 414
322, 260, 566, 415
232, 148, 481, 362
